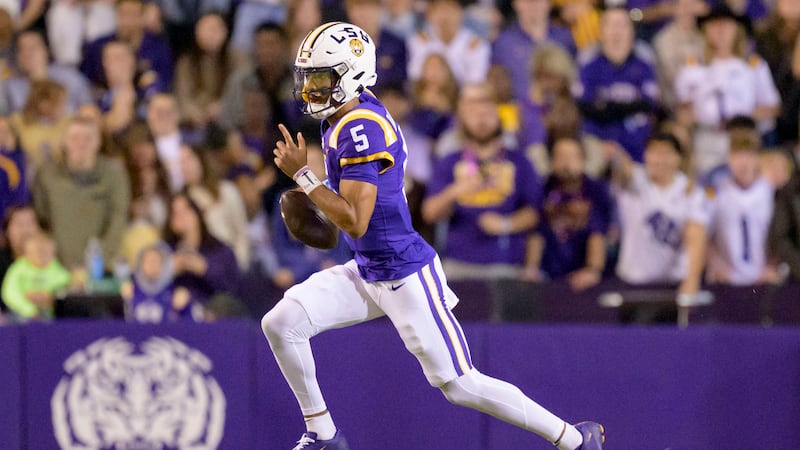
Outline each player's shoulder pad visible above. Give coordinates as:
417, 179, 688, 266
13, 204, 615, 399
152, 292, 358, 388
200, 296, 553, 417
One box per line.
329, 108, 399, 173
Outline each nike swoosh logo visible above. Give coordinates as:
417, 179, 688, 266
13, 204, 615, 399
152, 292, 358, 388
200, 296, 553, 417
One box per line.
390, 283, 406, 291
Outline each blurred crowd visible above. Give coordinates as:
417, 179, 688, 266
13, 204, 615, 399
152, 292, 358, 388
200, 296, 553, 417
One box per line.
1, 0, 800, 324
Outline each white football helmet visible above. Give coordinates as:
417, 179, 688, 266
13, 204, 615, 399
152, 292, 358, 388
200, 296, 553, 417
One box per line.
294, 22, 378, 119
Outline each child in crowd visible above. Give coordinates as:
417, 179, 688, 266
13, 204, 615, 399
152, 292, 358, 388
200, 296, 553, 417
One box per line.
120, 242, 197, 324
1, 233, 71, 321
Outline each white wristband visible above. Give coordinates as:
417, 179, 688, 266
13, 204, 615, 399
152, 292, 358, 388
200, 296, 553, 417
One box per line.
294, 166, 323, 195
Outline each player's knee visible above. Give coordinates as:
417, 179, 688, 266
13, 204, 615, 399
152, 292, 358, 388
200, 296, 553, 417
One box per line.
261, 299, 314, 344
440, 373, 481, 408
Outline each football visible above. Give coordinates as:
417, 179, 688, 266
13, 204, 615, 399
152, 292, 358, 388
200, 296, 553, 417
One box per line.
279, 188, 339, 249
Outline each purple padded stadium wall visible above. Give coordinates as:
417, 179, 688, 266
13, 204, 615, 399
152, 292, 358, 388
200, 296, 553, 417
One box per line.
0, 326, 22, 449
2, 320, 800, 449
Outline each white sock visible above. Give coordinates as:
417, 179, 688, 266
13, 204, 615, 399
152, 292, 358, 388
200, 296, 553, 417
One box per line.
441, 370, 582, 449
262, 300, 336, 440
305, 410, 337, 440
555, 422, 582, 450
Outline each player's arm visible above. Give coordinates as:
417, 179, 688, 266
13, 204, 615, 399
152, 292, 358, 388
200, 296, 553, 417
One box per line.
273, 124, 377, 239
307, 179, 377, 239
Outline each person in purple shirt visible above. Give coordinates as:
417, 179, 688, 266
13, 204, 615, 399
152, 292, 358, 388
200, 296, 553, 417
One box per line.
163, 191, 239, 305
538, 136, 611, 291
424, 82, 542, 280
261, 22, 604, 450
80, 0, 173, 92
493, 0, 576, 101
574, 6, 661, 164
344, 0, 408, 90
0, 116, 29, 221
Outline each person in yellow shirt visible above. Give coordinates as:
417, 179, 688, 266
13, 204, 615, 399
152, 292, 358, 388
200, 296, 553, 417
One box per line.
553, 0, 601, 50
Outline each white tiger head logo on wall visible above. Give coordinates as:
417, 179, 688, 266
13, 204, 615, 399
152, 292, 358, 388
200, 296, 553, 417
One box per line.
51, 336, 226, 450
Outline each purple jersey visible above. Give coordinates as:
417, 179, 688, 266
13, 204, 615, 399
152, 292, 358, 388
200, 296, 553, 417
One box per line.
574, 46, 660, 162
539, 175, 612, 278
321, 91, 435, 281
427, 148, 542, 265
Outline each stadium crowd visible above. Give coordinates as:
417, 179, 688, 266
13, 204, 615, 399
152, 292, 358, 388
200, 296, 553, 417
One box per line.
1, 0, 799, 324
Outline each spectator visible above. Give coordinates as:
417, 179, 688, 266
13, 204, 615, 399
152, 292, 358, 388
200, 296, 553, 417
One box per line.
32, 117, 131, 269
81, 0, 173, 93
409, 53, 459, 142
286, 0, 323, 62
174, 12, 235, 131
230, 0, 288, 56
6, 30, 94, 115
121, 125, 171, 228
492, 0, 575, 102
574, 6, 661, 166
381, 0, 418, 39
675, 4, 780, 176
769, 160, 800, 281
10, 79, 70, 173
611, 132, 709, 295
652, 0, 707, 108
179, 144, 250, 269
519, 44, 580, 173
271, 144, 352, 289
0, 6, 14, 66
8, 0, 46, 32
345, 0, 408, 90
375, 83, 435, 243
46, 0, 116, 66
706, 117, 776, 285
0, 116, 29, 220
98, 41, 147, 135
422, 82, 542, 280
407, 0, 490, 85
163, 191, 240, 305
120, 242, 197, 323
0, 205, 42, 288
219, 23, 304, 211
146, 93, 185, 192
755, 0, 800, 144
158, 0, 231, 56
1, 232, 71, 321
537, 137, 612, 290
229, 164, 278, 275
551, 0, 601, 51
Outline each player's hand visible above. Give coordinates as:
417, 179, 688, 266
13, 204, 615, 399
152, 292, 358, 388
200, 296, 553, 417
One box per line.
273, 123, 308, 179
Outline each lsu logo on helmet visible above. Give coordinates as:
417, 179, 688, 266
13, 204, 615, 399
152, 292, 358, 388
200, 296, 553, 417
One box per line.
350, 39, 365, 57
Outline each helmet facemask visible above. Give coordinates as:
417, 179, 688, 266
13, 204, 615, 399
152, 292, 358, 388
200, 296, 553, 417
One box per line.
293, 62, 353, 120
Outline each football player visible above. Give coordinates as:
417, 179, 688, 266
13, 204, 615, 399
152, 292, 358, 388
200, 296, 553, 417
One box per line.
262, 22, 604, 450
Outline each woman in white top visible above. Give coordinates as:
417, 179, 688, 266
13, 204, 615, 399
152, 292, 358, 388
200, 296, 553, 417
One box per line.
179, 144, 250, 270
674, 5, 780, 177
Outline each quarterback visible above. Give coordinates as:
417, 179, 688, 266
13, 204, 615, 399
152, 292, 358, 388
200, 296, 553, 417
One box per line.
261, 21, 604, 450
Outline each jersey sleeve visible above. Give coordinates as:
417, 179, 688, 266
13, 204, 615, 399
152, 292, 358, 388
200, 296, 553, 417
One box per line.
329, 111, 399, 183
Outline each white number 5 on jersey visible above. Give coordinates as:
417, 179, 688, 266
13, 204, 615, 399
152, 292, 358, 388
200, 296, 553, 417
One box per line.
350, 124, 369, 152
